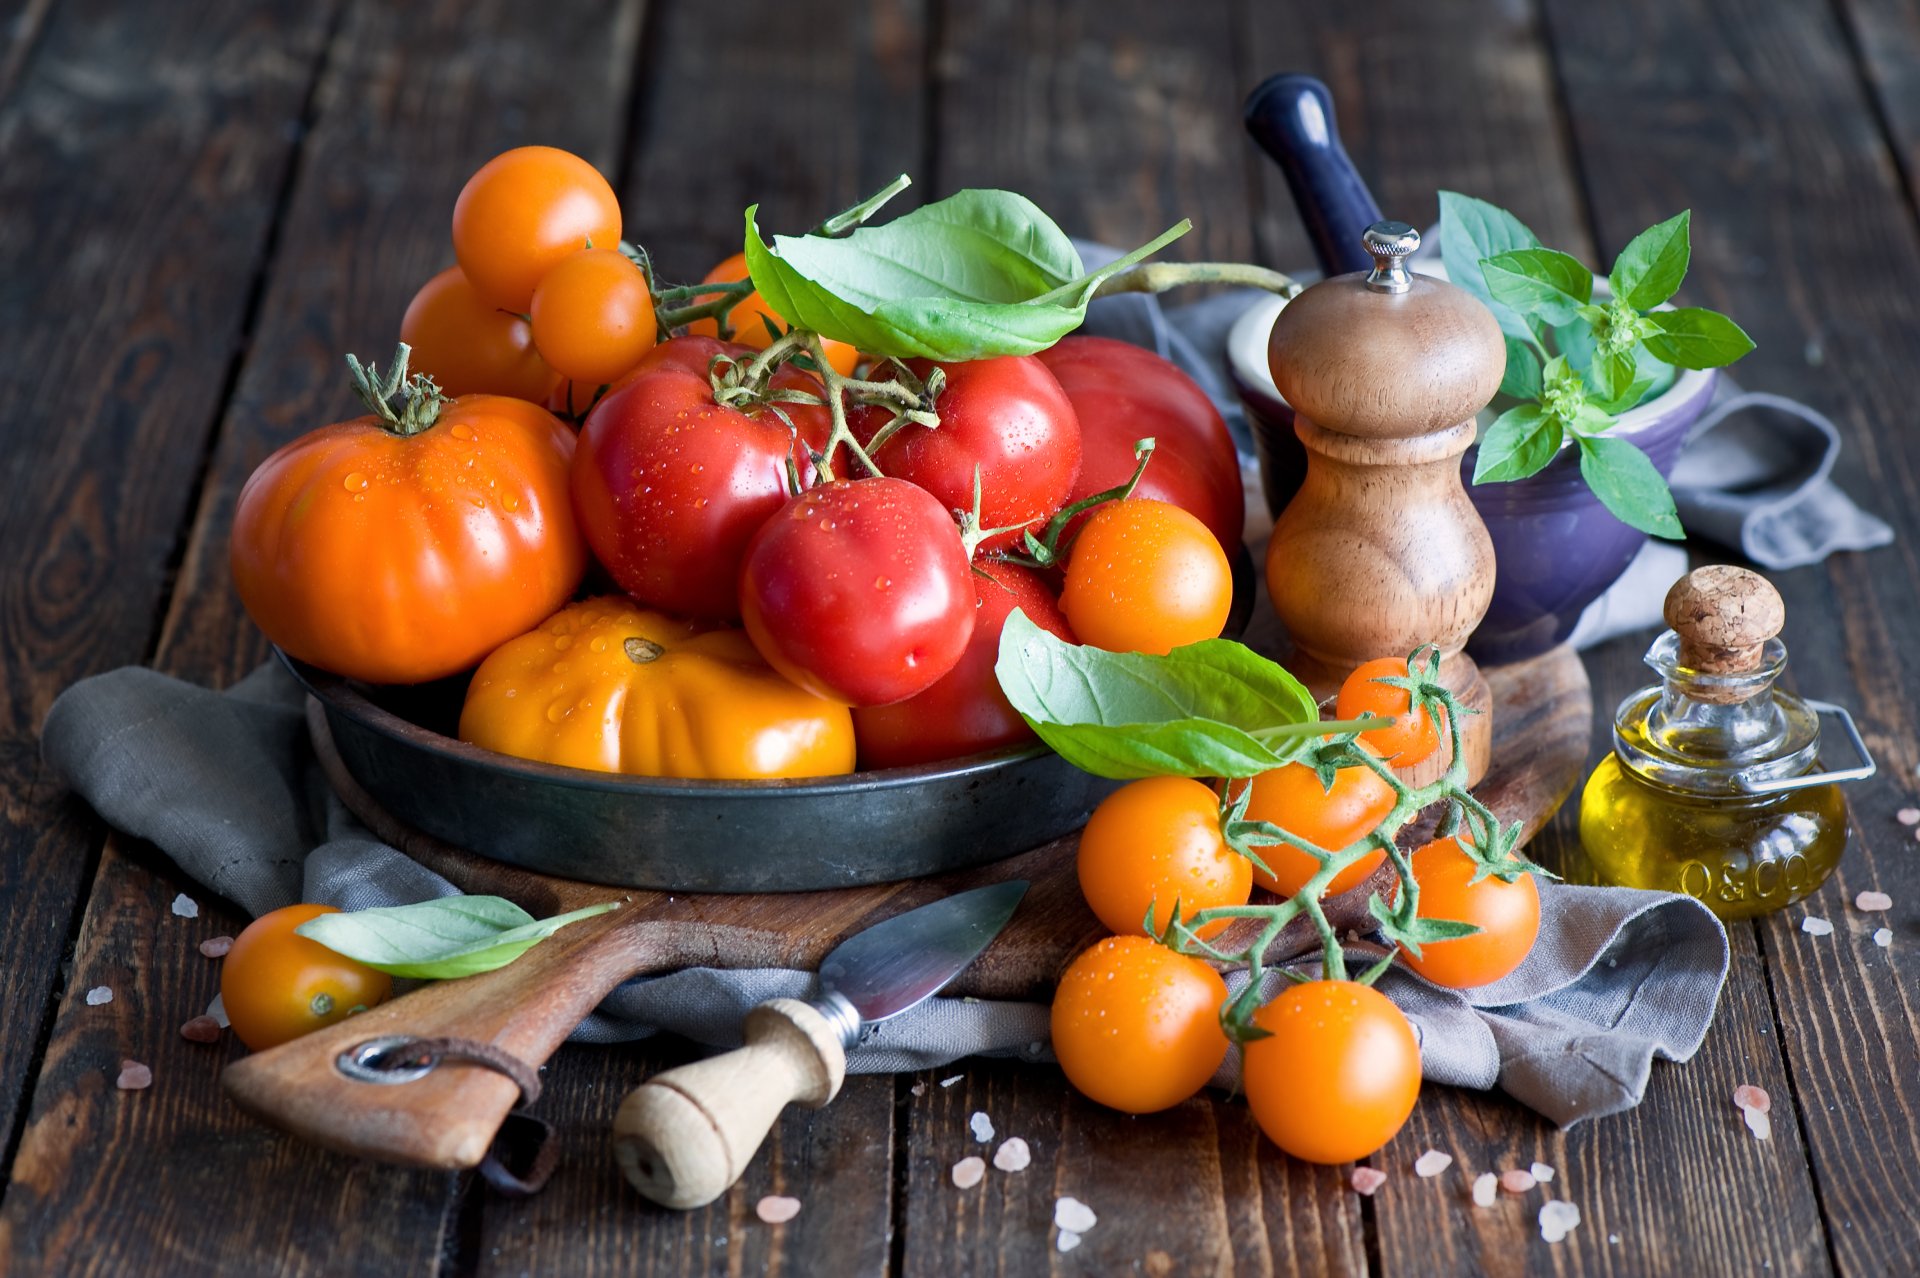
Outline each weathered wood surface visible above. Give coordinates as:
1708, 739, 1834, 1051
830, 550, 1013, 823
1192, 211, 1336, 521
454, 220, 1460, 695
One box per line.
4, 0, 1919, 1274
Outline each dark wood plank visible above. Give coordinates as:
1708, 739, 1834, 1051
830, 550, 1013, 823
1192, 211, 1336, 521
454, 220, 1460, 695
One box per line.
1838, 0, 1920, 218
0, 0, 337, 1183
1544, 1, 1920, 1273
1, 0, 646, 1271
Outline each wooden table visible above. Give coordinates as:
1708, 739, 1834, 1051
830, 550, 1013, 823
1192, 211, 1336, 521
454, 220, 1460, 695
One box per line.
3, 1, 1916, 1273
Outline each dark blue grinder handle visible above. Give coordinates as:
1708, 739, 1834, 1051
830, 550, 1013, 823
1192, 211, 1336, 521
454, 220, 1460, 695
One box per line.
1243, 73, 1382, 277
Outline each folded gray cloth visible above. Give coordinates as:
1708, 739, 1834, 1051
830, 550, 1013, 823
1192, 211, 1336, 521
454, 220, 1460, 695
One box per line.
43, 660, 1729, 1127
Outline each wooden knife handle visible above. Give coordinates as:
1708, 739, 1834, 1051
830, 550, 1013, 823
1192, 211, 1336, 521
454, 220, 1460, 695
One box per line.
223, 902, 648, 1169
612, 998, 846, 1209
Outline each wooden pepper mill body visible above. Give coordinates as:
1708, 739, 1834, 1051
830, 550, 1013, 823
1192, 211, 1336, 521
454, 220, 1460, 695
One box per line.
1265, 223, 1504, 785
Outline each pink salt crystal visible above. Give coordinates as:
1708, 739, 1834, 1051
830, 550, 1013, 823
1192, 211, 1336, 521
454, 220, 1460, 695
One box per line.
969, 1111, 994, 1143
1733, 1084, 1771, 1115
1531, 1161, 1555, 1183
116, 1061, 152, 1090
992, 1137, 1031, 1173
171, 893, 199, 918
84, 986, 113, 1006
951, 1156, 986, 1188
1054, 1197, 1097, 1233
910, 1081, 926, 1097
179, 1015, 222, 1044
1874, 928, 1893, 948
1500, 1169, 1537, 1194
1800, 916, 1834, 937
1539, 1200, 1581, 1242
1056, 1231, 1082, 1253
206, 993, 230, 1028
199, 936, 234, 958
1855, 891, 1893, 912
1471, 1173, 1498, 1207
1413, 1149, 1452, 1178
1743, 1105, 1772, 1141
1898, 808, 1920, 826
1350, 1167, 1388, 1196
755, 1195, 801, 1224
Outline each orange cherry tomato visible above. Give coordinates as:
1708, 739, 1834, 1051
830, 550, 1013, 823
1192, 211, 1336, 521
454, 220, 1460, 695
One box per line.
220, 904, 392, 1051
686, 251, 860, 376
459, 597, 855, 780
1238, 761, 1396, 896
1077, 777, 1252, 939
231, 389, 586, 685
1242, 980, 1421, 1163
529, 247, 659, 385
1394, 836, 1541, 988
1336, 656, 1449, 767
1051, 936, 1229, 1114
453, 146, 622, 311
400, 266, 558, 402
1060, 499, 1233, 655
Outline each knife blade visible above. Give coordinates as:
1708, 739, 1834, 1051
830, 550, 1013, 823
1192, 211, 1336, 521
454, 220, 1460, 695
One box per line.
612, 881, 1029, 1209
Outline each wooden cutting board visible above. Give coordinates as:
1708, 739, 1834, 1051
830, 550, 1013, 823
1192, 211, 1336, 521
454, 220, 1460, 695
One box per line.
222, 644, 1590, 1172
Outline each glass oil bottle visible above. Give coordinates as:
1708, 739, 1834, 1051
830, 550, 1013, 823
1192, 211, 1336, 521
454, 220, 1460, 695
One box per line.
1578, 566, 1875, 920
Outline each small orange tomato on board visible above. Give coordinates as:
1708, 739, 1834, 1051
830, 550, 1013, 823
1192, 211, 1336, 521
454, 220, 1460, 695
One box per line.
230, 357, 586, 685
1394, 836, 1541, 988
1077, 777, 1252, 938
687, 251, 861, 376
400, 266, 558, 402
1242, 980, 1420, 1164
1051, 936, 1228, 1114
529, 247, 659, 386
220, 904, 392, 1051
453, 146, 622, 312
1237, 762, 1396, 896
1060, 499, 1232, 655
459, 597, 855, 781
1336, 656, 1449, 767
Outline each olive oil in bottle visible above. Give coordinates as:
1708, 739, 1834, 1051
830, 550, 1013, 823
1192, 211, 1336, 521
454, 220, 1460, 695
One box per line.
1578, 567, 1874, 920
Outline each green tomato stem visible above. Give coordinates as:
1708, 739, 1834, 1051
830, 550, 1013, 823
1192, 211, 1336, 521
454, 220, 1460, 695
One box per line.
1091, 260, 1305, 301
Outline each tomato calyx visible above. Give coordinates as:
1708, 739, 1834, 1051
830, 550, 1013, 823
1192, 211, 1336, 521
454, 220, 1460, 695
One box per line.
346, 342, 445, 437
991, 435, 1157, 570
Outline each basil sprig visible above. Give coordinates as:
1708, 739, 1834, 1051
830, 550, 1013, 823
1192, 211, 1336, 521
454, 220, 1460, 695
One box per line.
295, 896, 618, 980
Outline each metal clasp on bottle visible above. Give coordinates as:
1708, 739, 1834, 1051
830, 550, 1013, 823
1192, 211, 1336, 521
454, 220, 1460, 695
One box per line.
1735, 700, 1877, 795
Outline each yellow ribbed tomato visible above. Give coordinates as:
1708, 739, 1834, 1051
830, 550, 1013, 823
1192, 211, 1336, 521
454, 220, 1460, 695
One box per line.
458, 598, 855, 781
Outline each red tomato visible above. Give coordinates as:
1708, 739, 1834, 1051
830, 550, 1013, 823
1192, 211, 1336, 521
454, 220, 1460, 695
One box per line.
853, 356, 1081, 551
1038, 336, 1245, 555
740, 477, 975, 706
572, 336, 831, 620
400, 267, 558, 402
686, 251, 861, 376
1394, 836, 1541, 988
452, 146, 622, 312
1051, 936, 1229, 1114
220, 904, 392, 1051
1238, 762, 1396, 896
1242, 980, 1421, 1163
1336, 656, 1450, 767
851, 562, 1072, 767
529, 247, 658, 385
1060, 498, 1232, 655
1076, 776, 1252, 938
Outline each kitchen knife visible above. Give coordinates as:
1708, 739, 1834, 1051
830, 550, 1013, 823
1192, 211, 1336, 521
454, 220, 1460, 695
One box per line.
612, 880, 1027, 1209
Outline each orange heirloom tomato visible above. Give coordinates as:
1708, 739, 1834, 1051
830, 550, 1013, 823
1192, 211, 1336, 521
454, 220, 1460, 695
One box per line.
1243, 980, 1421, 1164
1077, 777, 1252, 939
1394, 836, 1541, 988
1051, 935, 1228, 1114
529, 247, 659, 385
1336, 656, 1449, 767
1061, 498, 1232, 655
221, 904, 393, 1051
453, 146, 622, 312
459, 597, 855, 780
231, 384, 586, 685
1238, 761, 1396, 897
399, 266, 558, 402
686, 251, 860, 376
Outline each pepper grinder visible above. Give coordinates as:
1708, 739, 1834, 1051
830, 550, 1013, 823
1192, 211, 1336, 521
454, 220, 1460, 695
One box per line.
1264, 222, 1503, 785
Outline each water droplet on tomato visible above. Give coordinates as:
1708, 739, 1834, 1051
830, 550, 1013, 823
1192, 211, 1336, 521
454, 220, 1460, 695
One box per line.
546, 701, 568, 723
694, 497, 708, 509
589, 637, 608, 653
554, 635, 574, 651
343, 472, 368, 492
552, 661, 570, 674
450, 423, 476, 441
502, 493, 520, 511
875, 576, 891, 590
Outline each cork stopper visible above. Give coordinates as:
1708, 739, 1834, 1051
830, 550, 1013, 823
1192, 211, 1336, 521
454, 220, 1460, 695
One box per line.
1663, 566, 1785, 696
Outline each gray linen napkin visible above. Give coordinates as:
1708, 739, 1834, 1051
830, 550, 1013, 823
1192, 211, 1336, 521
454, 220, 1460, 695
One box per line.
43, 660, 1729, 1127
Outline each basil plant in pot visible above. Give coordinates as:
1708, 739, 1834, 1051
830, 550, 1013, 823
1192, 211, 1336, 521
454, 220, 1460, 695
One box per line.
1440, 193, 1754, 661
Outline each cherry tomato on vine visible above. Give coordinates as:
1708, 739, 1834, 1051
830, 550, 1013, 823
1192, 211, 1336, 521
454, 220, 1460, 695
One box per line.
1077, 777, 1252, 939
740, 476, 976, 706
529, 247, 658, 385
852, 355, 1082, 552
400, 267, 558, 402
220, 904, 392, 1051
851, 562, 1071, 768
1336, 657, 1449, 767
1242, 979, 1421, 1164
572, 336, 831, 621
1237, 761, 1396, 897
1393, 836, 1540, 988
453, 146, 622, 312
1038, 336, 1246, 556
1050, 935, 1228, 1114
686, 251, 860, 376
1060, 499, 1232, 655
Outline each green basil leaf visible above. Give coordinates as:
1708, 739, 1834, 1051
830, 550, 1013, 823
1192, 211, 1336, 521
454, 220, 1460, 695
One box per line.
1473, 404, 1562, 483
1642, 307, 1755, 369
1575, 434, 1684, 539
743, 191, 1188, 360
1588, 346, 1639, 404
1481, 248, 1594, 326
1608, 210, 1691, 310
295, 896, 619, 980
1437, 191, 1541, 345
994, 611, 1319, 779
1499, 337, 1542, 401
1590, 373, 1654, 415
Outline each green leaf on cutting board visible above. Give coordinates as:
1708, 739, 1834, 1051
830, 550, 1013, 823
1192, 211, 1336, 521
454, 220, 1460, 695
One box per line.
295, 896, 619, 980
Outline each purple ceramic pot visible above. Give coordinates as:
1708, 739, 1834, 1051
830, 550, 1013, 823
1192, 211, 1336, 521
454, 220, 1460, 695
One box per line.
1227, 290, 1719, 663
